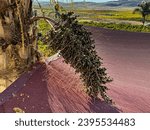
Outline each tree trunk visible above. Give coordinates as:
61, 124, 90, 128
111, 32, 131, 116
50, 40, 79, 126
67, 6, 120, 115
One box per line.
0, 0, 34, 68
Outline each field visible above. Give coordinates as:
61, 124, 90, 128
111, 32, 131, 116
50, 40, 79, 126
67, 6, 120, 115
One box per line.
74, 9, 150, 32
80, 21, 150, 32
36, 8, 145, 22
75, 9, 143, 22
36, 7, 150, 34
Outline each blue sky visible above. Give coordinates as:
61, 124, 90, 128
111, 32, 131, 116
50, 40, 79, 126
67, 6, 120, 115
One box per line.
38, 0, 116, 3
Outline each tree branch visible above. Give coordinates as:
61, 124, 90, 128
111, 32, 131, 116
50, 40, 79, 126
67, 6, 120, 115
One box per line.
30, 16, 58, 31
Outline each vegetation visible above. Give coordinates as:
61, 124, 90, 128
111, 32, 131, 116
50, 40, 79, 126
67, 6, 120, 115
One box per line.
80, 21, 150, 32
34, 1, 113, 101
35, 8, 147, 22
37, 20, 56, 57
35, 2, 150, 33
133, 1, 150, 24
41, 12, 112, 102
75, 9, 143, 21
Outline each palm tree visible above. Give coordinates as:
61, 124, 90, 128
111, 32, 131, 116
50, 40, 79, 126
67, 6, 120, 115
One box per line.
0, 0, 35, 75
133, 1, 150, 25
0, 0, 112, 101
0, 0, 34, 86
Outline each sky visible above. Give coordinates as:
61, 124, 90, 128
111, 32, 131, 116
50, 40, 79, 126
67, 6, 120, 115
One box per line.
38, 0, 117, 3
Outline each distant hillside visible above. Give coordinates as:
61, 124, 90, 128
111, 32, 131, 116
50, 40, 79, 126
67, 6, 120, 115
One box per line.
34, 0, 150, 9
33, 2, 103, 9
104, 0, 144, 7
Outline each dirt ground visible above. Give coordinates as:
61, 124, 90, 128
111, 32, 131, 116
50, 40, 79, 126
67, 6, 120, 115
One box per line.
0, 27, 150, 113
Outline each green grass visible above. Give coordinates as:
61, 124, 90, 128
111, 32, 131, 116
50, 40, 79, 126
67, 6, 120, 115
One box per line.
38, 20, 52, 35
80, 21, 150, 33
75, 10, 140, 21
75, 9, 150, 33
37, 20, 56, 57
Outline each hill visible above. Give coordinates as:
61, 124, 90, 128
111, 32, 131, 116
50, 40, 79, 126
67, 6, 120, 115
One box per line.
104, 0, 143, 7
33, 2, 103, 9
33, 0, 150, 9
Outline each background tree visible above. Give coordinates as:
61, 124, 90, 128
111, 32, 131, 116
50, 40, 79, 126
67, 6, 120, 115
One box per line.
133, 1, 150, 25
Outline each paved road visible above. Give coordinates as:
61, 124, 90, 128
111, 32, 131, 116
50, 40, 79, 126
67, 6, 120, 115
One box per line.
0, 27, 150, 112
